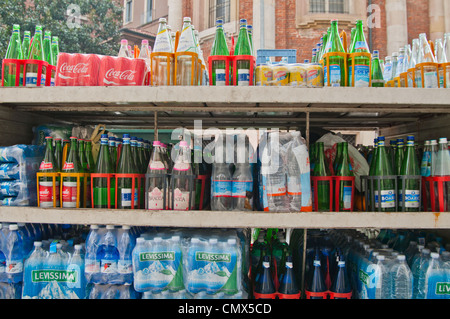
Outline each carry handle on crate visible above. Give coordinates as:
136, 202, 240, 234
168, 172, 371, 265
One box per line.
256, 49, 297, 65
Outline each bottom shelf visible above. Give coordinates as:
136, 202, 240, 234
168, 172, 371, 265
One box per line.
0, 207, 448, 229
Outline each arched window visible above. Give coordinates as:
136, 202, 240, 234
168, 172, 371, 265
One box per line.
309, 0, 348, 14
209, 0, 231, 28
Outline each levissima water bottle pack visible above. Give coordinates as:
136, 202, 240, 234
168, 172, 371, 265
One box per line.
133, 228, 248, 299
0, 145, 44, 206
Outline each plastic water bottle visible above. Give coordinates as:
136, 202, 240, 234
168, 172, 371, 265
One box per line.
278, 255, 300, 296
187, 237, 204, 294
170, 141, 194, 210
412, 248, 431, 299
425, 252, 446, 299
66, 244, 85, 299
85, 225, 100, 283
389, 255, 413, 299
231, 161, 253, 211
17, 223, 33, 258
265, 138, 288, 212
22, 241, 45, 299
5, 224, 23, 284
97, 225, 120, 284
374, 255, 390, 299
287, 144, 302, 212
211, 163, 232, 211
330, 257, 352, 299
117, 225, 133, 285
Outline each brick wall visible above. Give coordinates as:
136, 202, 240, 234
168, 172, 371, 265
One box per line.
406, 0, 430, 44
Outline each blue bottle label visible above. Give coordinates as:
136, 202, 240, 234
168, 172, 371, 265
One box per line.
121, 188, 138, 207
231, 181, 252, 198
237, 69, 250, 86
215, 69, 226, 86
212, 180, 232, 197
349, 65, 370, 87
398, 190, 420, 208
374, 190, 395, 209
324, 64, 341, 87
342, 186, 352, 210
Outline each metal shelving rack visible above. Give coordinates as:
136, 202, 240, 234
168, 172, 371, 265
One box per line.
0, 86, 449, 229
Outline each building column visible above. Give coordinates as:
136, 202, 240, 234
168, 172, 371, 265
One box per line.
252, 0, 276, 53
385, 0, 408, 55
168, 0, 183, 32
429, 0, 445, 41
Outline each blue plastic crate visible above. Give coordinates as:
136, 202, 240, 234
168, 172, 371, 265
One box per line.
256, 49, 297, 65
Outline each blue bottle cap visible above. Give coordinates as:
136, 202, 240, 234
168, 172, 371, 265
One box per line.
101, 134, 108, 139
123, 134, 130, 138
378, 136, 385, 141
407, 135, 414, 141
109, 136, 116, 140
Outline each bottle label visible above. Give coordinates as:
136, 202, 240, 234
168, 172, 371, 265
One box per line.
39, 181, 60, 208
374, 190, 395, 208
39, 161, 53, 170
354, 41, 368, 51
172, 188, 190, 210
231, 181, 252, 198
349, 65, 370, 87
149, 161, 166, 170
31, 270, 78, 283
266, 178, 287, 197
237, 69, 250, 86
421, 151, 431, 177
342, 186, 352, 210
213, 180, 232, 197
6, 260, 23, 274
324, 64, 341, 87
173, 163, 190, 171
398, 189, 420, 208
287, 176, 302, 196
100, 259, 118, 274
25, 72, 46, 87
62, 181, 78, 208
154, 29, 172, 53
147, 187, 165, 210
118, 260, 133, 274
85, 259, 100, 274
121, 188, 138, 207
177, 27, 196, 52
62, 162, 75, 170
215, 69, 226, 86
424, 71, 438, 88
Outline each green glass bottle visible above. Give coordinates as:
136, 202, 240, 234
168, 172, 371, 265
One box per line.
54, 138, 63, 171
335, 142, 354, 211
333, 142, 343, 174
62, 137, 84, 208
51, 36, 60, 64
43, 30, 54, 66
21, 31, 31, 62
399, 135, 420, 212
388, 140, 397, 170
94, 134, 115, 208
371, 50, 385, 87
130, 136, 141, 173
313, 142, 330, 211
85, 140, 95, 173
137, 138, 147, 173
39, 136, 60, 208
348, 20, 370, 87
27, 25, 45, 87
211, 19, 230, 86
234, 19, 252, 86
394, 139, 404, 175
116, 134, 138, 209
323, 20, 346, 87
109, 137, 117, 171
372, 136, 396, 212
247, 24, 254, 55
4, 25, 24, 87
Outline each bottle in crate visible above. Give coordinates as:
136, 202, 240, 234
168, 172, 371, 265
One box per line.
313, 142, 331, 211
3, 24, 24, 87
335, 142, 354, 211
116, 134, 139, 209
38, 136, 60, 208
210, 19, 230, 86
254, 255, 276, 298
43, 30, 54, 66
398, 135, 420, 212
21, 30, 31, 64
234, 19, 252, 86
152, 18, 174, 86
170, 141, 194, 210
62, 137, 84, 208
26, 25, 46, 87
323, 20, 346, 87
416, 33, 438, 88
348, 19, 371, 87
146, 141, 169, 210
93, 134, 115, 208
371, 50, 385, 87
176, 17, 198, 86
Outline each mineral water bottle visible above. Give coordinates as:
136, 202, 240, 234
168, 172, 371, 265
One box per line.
412, 248, 431, 299
117, 226, 133, 285
232, 159, 253, 211
22, 241, 45, 299
211, 159, 232, 211
147, 141, 168, 210
330, 256, 352, 299
5, 224, 23, 284
116, 134, 139, 209
93, 135, 115, 208
389, 255, 413, 299
278, 255, 299, 296
425, 252, 447, 299
313, 142, 330, 211
287, 143, 302, 212
417, 33, 438, 88
254, 255, 276, 297
85, 225, 100, 283
323, 20, 346, 87
348, 20, 370, 87
66, 244, 85, 299
307, 249, 327, 299
421, 140, 432, 177
432, 137, 450, 211
97, 225, 120, 283
234, 19, 252, 86
399, 135, 421, 212
372, 137, 396, 212
210, 19, 230, 86
374, 254, 390, 299
187, 237, 204, 294
170, 141, 194, 210
118, 39, 130, 58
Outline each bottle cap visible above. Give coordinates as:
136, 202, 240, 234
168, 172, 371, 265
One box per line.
142, 39, 149, 45
397, 255, 406, 260
137, 237, 145, 243
122, 225, 130, 230
183, 17, 191, 22
439, 137, 448, 144
153, 141, 161, 146
45, 136, 53, 139
9, 224, 18, 230
34, 241, 42, 247
106, 225, 115, 230
121, 39, 128, 45
431, 252, 439, 258
90, 225, 99, 229
123, 134, 130, 139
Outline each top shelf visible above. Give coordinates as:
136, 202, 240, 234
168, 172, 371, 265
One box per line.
0, 87, 449, 129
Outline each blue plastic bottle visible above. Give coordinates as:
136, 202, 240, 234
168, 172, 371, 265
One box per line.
425, 252, 447, 299
117, 225, 134, 285
131, 237, 148, 292
187, 237, 206, 295
22, 241, 45, 299
278, 255, 299, 296
254, 255, 275, 297
330, 256, 352, 299
97, 225, 120, 284
389, 255, 413, 299
84, 225, 101, 283
307, 249, 327, 299
5, 224, 24, 284
412, 248, 431, 299
66, 244, 85, 299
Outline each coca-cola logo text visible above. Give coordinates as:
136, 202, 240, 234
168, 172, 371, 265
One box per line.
105, 68, 136, 81
60, 62, 89, 74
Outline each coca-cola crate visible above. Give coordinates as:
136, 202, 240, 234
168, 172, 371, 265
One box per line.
99, 56, 146, 86
2, 58, 55, 87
